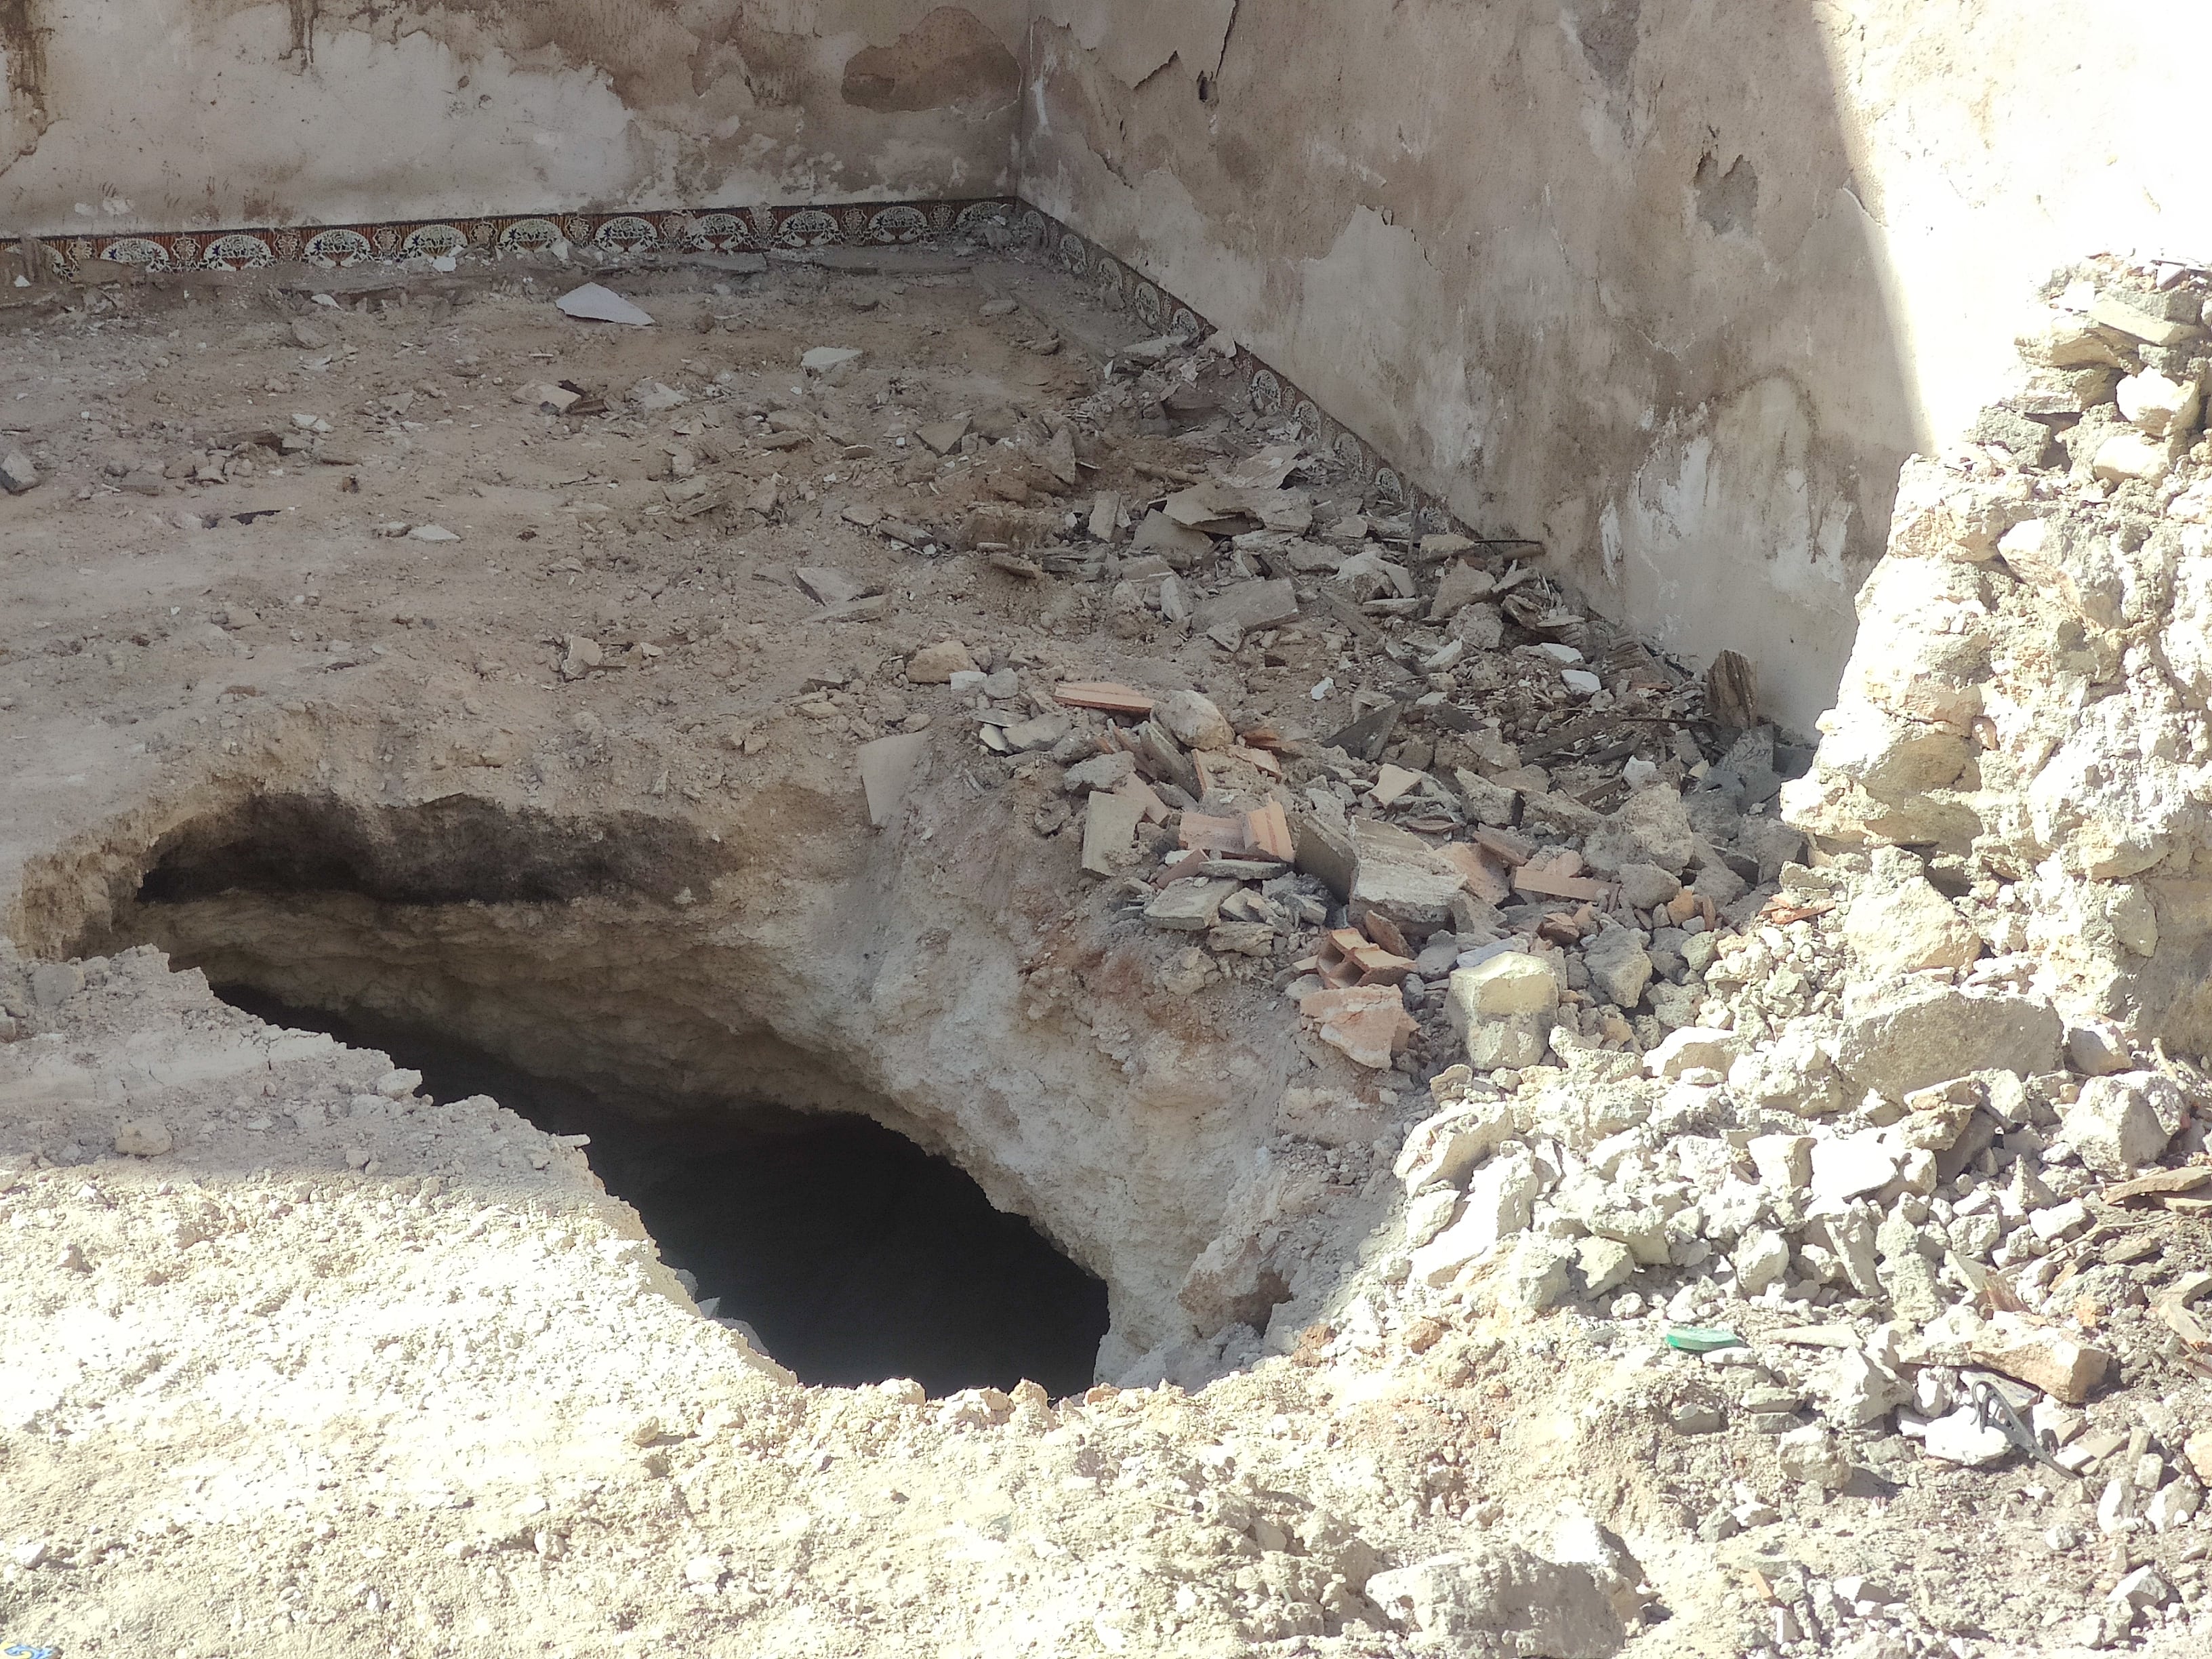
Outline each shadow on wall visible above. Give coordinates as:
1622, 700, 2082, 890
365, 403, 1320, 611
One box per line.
1017, 0, 1922, 733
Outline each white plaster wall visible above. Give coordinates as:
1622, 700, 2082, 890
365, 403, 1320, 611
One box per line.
1017, 0, 2212, 731
0, 1, 1029, 236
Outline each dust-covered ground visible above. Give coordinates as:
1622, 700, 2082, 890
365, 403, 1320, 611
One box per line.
0, 243, 2207, 1658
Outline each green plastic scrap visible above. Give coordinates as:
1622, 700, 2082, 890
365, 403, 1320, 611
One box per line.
1662, 1326, 1745, 1354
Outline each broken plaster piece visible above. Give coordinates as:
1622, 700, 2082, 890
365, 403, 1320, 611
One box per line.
556, 284, 654, 327
859, 733, 930, 830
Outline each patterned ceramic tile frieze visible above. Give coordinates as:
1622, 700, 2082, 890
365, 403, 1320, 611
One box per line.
37, 199, 1021, 279
22, 194, 1507, 549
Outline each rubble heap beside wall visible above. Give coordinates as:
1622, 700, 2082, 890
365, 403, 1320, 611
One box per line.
1019, 1, 2212, 731
1786, 259, 2212, 1059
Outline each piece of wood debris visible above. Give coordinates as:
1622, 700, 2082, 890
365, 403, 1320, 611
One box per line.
1056, 681, 1155, 716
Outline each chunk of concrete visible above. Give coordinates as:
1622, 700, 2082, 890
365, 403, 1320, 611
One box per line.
905, 640, 977, 683
0, 450, 38, 494
1969, 1314, 2112, 1405
2118, 369, 2202, 438
1408, 1153, 1540, 1286
1365, 1544, 1623, 1656
1447, 955, 1559, 1029
1841, 853, 1980, 977
1351, 819, 1467, 938
1145, 878, 1236, 932
1080, 790, 1143, 876
857, 733, 930, 829
1190, 577, 1297, 636
1833, 982, 2061, 1101
1647, 1027, 1735, 1080
1155, 689, 1234, 752
2062, 1071, 2186, 1176
1581, 926, 1653, 1008
802, 346, 864, 373
1809, 1132, 1900, 1203
114, 1118, 172, 1158
1395, 1101, 1518, 1192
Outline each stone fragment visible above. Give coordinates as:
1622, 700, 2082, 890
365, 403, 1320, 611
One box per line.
2088, 293, 2196, 346
1498, 1237, 1573, 1312
2146, 1478, 2203, 1534
1647, 1027, 1734, 1080
1299, 985, 1416, 1071
1145, 878, 1236, 932
1841, 855, 1980, 976
1776, 1425, 1851, 1489
1350, 819, 1467, 938
1132, 510, 1212, 564
1834, 983, 2061, 1101
0, 450, 38, 494
2066, 1021, 2133, 1078
1968, 1315, 2112, 1405
1364, 1544, 1622, 1656
915, 416, 970, 455
28, 961, 82, 1010
1582, 786, 1696, 875
1548, 1518, 1647, 1626
1154, 689, 1233, 752
2091, 432, 2175, 485
1063, 752, 1134, 794
1408, 1153, 1540, 1285
1404, 1187, 1462, 1248
1190, 578, 1297, 636
1615, 863, 1679, 912
1809, 1132, 1899, 1203
1576, 1235, 1636, 1296
1580, 926, 1653, 1008
1429, 562, 1494, 621
801, 346, 863, 374
114, 1118, 172, 1157
556, 283, 654, 326
1395, 1101, 1518, 1191
857, 733, 929, 828
905, 640, 977, 682
1748, 1132, 1814, 1191
2186, 1429, 2212, 1485
1447, 954, 1558, 1027
1734, 1229, 1791, 1295
2062, 1071, 2185, 1176
1811, 1349, 1908, 1428
2118, 369, 2201, 437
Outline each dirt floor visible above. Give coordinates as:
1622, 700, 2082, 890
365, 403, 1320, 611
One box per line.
0, 245, 2207, 1658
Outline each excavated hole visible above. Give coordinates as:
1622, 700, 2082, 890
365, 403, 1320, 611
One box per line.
91, 792, 1111, 1397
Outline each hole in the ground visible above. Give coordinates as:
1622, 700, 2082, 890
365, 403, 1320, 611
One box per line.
89, 793, 1113, 1398
212, 987, 1109, 1397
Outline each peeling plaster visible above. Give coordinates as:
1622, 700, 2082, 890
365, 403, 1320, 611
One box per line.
1031, 0, 1236, 89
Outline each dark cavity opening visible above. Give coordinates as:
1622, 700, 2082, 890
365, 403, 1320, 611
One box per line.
216, 987, 1109, 1398
87, 794, 1111, 1399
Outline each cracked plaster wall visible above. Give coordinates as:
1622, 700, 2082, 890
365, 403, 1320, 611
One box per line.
0, 1, 1027, 234
1017, 1, 2212, 731
6, 2, 2212, 728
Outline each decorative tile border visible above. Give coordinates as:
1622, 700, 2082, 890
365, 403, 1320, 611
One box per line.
33, 198, 1021, 278
25, 193, 1494, 546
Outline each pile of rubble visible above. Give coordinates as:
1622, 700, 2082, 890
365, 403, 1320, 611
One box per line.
842, 266, 2212, 1650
